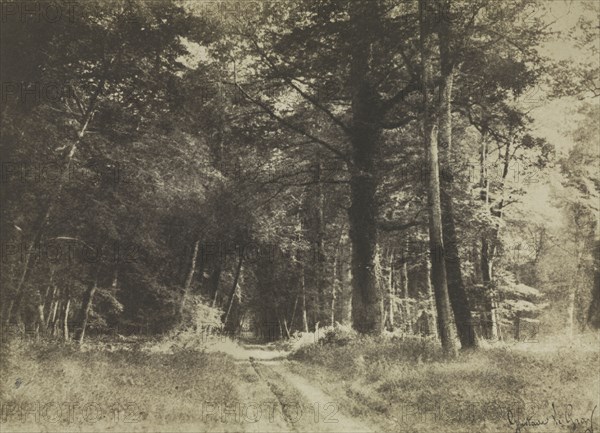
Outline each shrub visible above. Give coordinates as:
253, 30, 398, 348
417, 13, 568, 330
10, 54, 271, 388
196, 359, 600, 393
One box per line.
317, 324, 357, 346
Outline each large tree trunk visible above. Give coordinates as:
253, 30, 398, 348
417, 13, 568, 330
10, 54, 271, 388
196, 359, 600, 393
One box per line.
420, 0, 457, 355
437, 1, 477, 349
348, 0, 383, 335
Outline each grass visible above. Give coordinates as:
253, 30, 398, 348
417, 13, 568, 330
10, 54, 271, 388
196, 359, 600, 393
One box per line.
288, 333, 600, 433
0, 336, 244, 432
1, 331, 597, 433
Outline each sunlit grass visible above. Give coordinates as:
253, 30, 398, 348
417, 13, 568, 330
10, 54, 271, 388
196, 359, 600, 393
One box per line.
288, 332, 600, 433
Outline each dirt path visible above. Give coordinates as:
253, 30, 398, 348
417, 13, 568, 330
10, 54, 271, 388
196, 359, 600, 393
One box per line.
264, 360, 375, 433
208, 341, 375, 432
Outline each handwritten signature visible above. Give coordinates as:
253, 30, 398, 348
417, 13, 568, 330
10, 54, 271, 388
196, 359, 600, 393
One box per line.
507, 403, 596, 433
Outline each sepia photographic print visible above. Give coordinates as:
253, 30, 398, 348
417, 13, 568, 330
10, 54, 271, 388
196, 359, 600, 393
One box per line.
0, 0, 599, 432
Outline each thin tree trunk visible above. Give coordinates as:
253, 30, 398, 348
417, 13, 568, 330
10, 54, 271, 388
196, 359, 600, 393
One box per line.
36, 304, 45, 337
375, 246, 385, 332
588, 238, 600, 329
283, 317, 291, 339
210, 262, 222, 308
426, 257, 439, 340
481, 132, 514, 340
5, 78, 107, 325
49, 287, 60, 332
42, 268, 55, 325
301, 269, 309, 333
74, 273, 99, 345
313, 152, 325, 324
45, 285, 57, 328
52, 298, 62, 337
289, 294, 298, 333
388, 249, 395, 330
63, 285, 71, 342
345, 245, 353, 325
278, 317, 283, 340
331, 249, 337, 327
479, 131, 496, 339
420, 0, 457, 354
180, 239, 200, 319
223, 247, 244, 327
401, 238, 411, 332
330, 228, 345, 327
569, 250, 584, 335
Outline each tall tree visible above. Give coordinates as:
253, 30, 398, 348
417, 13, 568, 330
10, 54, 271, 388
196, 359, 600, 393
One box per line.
436, 0, 477, 348
420, 0, 458, 354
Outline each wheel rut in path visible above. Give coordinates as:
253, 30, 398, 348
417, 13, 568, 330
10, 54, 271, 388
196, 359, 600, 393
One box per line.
249, 355, 375, 432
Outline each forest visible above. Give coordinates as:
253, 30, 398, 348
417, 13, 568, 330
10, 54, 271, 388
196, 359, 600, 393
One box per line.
0, 1, 598, 432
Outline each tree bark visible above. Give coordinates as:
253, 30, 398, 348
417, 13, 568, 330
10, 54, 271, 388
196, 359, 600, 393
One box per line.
437, 0, 477, 349
348, 0, 383, 335
420, 0, 458, 354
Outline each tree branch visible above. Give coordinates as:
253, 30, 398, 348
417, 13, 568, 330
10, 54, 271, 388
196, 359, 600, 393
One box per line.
234, 83, 352, 166
249, 38, 353, 135
381, 77, 420, 112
